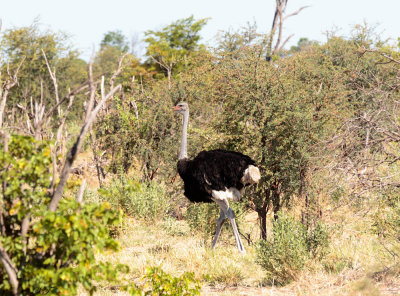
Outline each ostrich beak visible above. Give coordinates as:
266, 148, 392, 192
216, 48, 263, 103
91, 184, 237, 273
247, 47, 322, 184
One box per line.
173, 106, 181, 111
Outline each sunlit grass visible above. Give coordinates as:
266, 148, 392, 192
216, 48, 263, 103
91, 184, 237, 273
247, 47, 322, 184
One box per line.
77, 196, 400, 296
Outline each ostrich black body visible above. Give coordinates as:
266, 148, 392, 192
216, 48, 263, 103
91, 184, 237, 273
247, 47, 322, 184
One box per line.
177, 149, 256, 203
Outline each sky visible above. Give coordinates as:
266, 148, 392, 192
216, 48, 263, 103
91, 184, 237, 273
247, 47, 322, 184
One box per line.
1, 0, 399, 60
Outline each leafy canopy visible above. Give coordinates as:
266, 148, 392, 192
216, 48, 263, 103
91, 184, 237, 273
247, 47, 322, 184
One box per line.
144, 15, 209, 76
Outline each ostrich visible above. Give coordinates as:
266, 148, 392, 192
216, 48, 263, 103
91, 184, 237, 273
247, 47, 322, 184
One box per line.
173, 102, 260, 253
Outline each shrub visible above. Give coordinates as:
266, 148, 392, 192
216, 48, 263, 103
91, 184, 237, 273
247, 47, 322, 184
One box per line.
256, 213, 331, 285
139, 267, 201, 296
0, 135, 131, 295
185, 203, 220, 237
307, 221, 330, 259
372, 198, 400, 259
98, 177, 170, 221
256, 214, 308, 285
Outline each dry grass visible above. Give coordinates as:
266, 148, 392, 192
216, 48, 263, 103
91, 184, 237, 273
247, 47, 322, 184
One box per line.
73, 167, 400, 296
75, 203, 400, 296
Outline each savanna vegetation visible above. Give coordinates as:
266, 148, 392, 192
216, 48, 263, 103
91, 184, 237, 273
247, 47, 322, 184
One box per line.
1, 4, 400, 295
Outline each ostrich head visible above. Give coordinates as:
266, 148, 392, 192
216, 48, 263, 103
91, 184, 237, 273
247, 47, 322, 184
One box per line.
173, 102, 189, 115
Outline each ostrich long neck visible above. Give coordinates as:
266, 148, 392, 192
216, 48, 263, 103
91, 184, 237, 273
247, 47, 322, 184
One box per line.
179, 110, 189, 160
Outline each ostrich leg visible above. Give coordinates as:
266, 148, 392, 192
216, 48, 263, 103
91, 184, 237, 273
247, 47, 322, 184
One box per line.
227, 207, 245, 253
213, 199, 246, 253
212, 209, 226, 249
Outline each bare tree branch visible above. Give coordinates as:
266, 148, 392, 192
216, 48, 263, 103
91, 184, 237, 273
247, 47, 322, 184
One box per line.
0, 131, 9, 236
0, 57, 25, 129
273, 1, 286, 54
282, 5, 310, 21
110, 52, 128, 89
0, 240, 19, 295
150, 55, 174, 89
42, 49, 61, 116
84, 55, 97, 124
267, 1, 308, 56
361, 48, 400, 65
279, 33, 294, 51
49, 80, 121, 211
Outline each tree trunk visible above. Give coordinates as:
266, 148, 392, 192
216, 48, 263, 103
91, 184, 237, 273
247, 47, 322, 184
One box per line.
258, 208, 268, 240
272, 182, 281, 221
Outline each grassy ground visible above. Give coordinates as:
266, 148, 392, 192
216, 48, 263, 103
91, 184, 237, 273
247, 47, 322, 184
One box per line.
76, 207, 400, 296
74, 152, 400, 295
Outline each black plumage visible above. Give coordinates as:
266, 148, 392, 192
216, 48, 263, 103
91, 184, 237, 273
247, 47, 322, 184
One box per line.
177, 149, 256, 203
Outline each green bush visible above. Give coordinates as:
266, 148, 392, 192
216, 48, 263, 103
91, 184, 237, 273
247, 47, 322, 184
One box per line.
307, 221, 330, 259
139, 266, 201, 296
256, 214, 309, 286
0, 135, 131, 295
372, 198, 400, 259
256, 213, 330, 286
185, 203, 220, 237
98, 177, 170, 221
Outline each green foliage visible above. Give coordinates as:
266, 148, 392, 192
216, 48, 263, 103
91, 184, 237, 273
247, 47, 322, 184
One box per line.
372, 193, 400, 258
101, 30, 129, 52
185, 203, 220, 237
288, 37, 319, 54
306, 222, 330, 259
0, 135, 129, 295
98, 177, 170, 221
144, 15, 208, 77
95, 31, 148, 90
21, 199, 125, 296
256, 214, 308, 285
95, 89, 179, 182
95, 96, 139, 173
140, 266, 201, 296
216, 21, 268, 55
256, 214, 330, 286
0, 21, 87, 109
0, 135, 52, 233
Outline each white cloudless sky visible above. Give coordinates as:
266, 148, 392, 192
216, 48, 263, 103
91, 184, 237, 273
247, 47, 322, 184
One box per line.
1, 0, 399, 60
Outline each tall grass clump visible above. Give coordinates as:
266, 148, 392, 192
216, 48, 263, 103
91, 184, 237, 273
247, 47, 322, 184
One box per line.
256, 213, 330, 286
98, 177, 170, 221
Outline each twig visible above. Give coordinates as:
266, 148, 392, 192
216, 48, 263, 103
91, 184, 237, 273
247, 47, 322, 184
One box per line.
110, 52, 128, 89
360, 48, 400, 65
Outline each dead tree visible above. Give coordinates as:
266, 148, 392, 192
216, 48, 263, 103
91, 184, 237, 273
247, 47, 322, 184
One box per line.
0, 58, 25, 129
48, 51, 128, 210
266, 0, 309, 59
